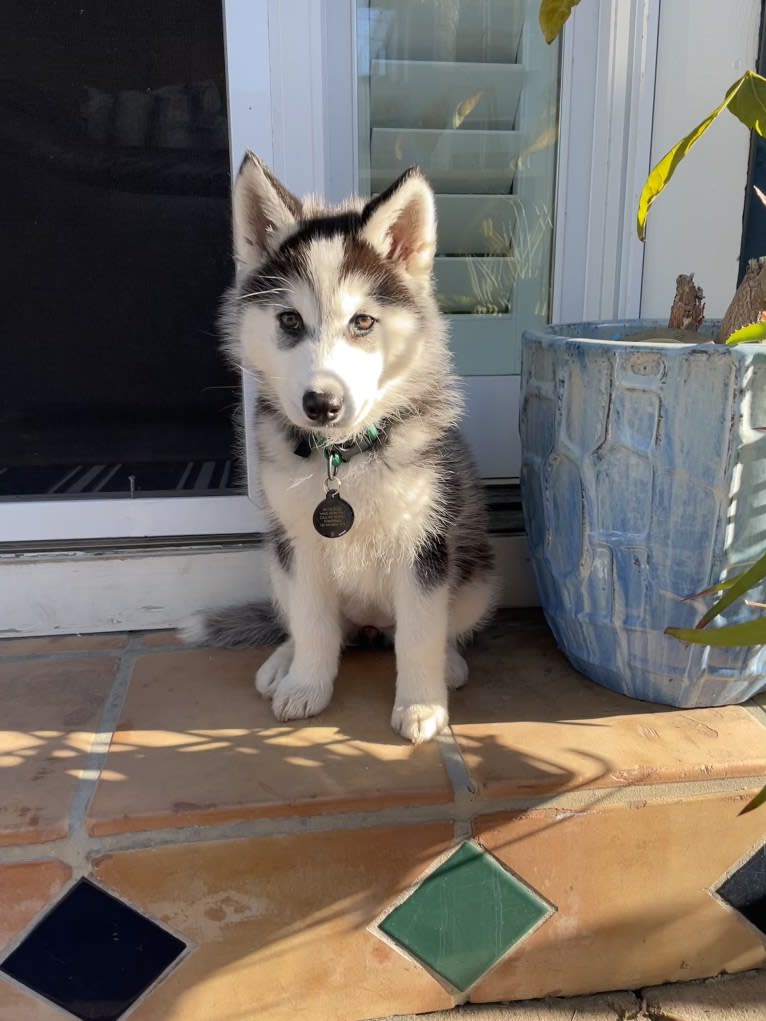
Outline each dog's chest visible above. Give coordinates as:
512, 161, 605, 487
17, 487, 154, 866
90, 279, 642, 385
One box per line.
263, 455, 439, 570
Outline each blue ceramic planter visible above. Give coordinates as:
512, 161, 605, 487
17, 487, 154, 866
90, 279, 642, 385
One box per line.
520, 320, 766, 707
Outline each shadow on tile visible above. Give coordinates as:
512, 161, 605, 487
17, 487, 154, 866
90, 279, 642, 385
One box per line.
86, 646, 458, 834
452, 624, 766, 797
0, 658, 117, 845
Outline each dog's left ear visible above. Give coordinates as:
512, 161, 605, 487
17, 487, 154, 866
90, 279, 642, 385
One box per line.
360, 168, 436, 281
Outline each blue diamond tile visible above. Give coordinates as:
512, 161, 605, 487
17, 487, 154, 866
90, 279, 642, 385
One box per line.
1, 879, 185, 1021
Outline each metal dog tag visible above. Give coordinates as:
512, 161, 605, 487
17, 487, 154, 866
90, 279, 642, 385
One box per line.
313, 492, 354, 538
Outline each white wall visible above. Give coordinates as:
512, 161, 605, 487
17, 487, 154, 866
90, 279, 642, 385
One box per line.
640, 0, 761, 318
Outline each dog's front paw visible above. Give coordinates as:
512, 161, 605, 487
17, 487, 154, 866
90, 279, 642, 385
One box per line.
271, 673, 333, 722
255, 642, 293, 698
391, 703, 448, 744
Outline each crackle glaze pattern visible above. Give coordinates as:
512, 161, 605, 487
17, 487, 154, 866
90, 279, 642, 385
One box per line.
520, 320, 766, 707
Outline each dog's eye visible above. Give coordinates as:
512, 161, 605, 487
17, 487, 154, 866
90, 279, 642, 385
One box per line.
278, 310, 304, 333
350, 313, 376, 335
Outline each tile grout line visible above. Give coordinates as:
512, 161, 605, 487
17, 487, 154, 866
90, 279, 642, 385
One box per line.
435, 728, 478, 840
64, 633, 146, 874
0, 635, 190, 665
436, 728, 475, 797
0, 646, 128, 665
2, 771, 764, 867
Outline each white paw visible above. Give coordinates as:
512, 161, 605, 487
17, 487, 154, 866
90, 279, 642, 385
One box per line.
271, 672, 333, 721
446, 646, 469, 689
255, 642, 293, 698
391, 703, 449, 744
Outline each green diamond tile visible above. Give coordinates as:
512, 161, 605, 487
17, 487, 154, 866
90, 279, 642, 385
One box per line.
378, 841, 553, 992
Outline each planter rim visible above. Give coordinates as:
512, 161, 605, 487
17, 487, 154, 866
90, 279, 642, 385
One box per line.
523, 318, 766, 356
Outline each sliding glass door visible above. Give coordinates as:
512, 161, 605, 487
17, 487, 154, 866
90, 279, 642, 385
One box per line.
1, 0, 266, 542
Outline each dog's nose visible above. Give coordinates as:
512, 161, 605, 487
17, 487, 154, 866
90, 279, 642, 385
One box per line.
302, 390, 343, 425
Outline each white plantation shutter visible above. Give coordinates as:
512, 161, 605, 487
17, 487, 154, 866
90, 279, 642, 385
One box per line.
356, 0, 560, 376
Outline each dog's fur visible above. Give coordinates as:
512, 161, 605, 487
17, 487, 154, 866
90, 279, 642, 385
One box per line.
182, 153, 497, 742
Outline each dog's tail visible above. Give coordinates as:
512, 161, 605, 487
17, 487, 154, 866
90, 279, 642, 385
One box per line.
178, 603, 286, 648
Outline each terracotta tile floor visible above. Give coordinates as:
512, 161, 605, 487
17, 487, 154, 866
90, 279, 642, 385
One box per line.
1, 612, 765, 1021
87, 646, 452, 836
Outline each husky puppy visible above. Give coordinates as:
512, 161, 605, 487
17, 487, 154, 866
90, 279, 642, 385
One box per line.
183, 153, 496, 743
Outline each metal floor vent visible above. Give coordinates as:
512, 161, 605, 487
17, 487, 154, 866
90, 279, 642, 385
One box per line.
486, 484, 524, 534
0, 459, 241, 500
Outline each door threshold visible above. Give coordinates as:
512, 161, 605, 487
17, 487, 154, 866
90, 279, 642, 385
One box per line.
0, 533, 264, 559
1, 533, 537, 638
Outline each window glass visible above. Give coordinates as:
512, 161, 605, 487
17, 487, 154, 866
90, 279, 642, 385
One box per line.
356, 0, 560, 374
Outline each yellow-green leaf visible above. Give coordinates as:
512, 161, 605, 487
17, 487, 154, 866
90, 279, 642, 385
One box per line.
666, 617, 766, 647
726, 321, 766, 345
539, 0, 581, 44
637, 71, 766, 240
740, 784, 766, 815
726, 68, 766, 135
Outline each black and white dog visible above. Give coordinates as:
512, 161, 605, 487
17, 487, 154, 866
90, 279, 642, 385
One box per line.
183, 153, 496, 743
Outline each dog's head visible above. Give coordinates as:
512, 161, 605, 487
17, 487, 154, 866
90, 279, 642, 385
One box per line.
225, 153, 445, 439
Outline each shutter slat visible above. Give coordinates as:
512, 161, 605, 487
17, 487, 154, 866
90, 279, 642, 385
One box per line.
436, 194, 520, 254
370, 128, 521, 193
435, 257, 513, 315
370, 59, 524, 131
367, 0, 524, 64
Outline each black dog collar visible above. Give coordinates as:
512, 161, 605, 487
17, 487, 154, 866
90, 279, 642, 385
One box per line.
293, 425, 381, 466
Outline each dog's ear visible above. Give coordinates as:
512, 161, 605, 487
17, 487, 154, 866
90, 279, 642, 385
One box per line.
233, 152, 302, 268
360, 167, 436, 280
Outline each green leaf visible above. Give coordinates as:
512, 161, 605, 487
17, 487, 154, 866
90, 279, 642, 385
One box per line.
666, 617, 766, 647
697, 550, 766, 628
726, 321, 766, 345
686, 578, 739, 600
637, 71, 766, 240
538, 0, 581, 44
740, 784, 766, 814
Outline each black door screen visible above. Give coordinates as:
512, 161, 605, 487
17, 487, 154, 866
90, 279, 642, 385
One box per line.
1, 1, 241, 498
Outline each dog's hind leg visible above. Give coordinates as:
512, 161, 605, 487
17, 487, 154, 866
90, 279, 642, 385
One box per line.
449, 576, 497, 640
442, 576, 497, 693
255, 639, 293, 697
446, 642, 469, 689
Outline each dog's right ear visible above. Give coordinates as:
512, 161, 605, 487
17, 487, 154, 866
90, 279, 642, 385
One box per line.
233, 152, 302, 268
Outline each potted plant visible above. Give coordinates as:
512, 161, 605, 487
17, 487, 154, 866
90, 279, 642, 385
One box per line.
520, 13, 766, 707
